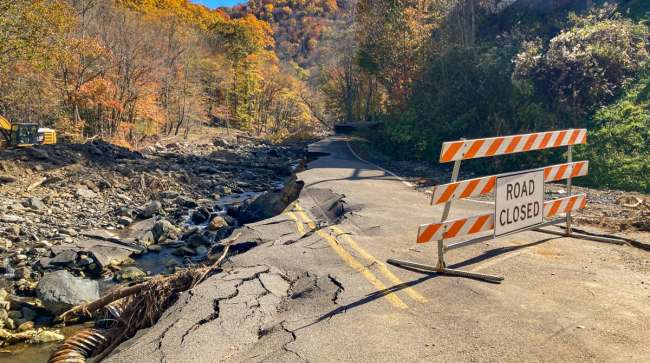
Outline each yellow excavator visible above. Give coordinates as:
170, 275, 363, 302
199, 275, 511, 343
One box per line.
0, 114, 57, 148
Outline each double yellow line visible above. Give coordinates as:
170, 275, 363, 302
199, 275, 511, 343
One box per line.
287, 203, 427, 310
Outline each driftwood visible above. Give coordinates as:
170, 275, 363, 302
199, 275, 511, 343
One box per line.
27, 176, 46, 191
52, 233, 241, 362
58, 232, 239, 323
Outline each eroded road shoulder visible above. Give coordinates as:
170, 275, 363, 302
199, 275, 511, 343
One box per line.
107, 137, 650, 363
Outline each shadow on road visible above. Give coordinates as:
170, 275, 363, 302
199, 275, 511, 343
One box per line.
295, 236, 560, 332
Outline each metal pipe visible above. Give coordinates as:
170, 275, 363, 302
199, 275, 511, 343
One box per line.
437, 157, 462, 269
386, 259, 503, 283
534, 228, 626, 245
566, 145, 573, 236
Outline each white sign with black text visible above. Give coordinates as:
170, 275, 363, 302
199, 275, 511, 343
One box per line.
495, 170, 544, 236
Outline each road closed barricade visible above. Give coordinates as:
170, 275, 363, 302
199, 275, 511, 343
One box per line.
388, 129, 603, 283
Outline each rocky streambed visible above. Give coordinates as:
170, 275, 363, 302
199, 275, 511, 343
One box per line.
0, 132, 306, 361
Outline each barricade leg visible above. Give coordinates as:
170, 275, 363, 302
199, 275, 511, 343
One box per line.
389, 158, 504, 283
566, 145, 573, 236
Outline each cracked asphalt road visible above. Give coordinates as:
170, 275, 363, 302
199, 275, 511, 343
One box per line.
107, 137, 650, 362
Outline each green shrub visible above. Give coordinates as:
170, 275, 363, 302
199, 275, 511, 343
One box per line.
577, 73, 650, 192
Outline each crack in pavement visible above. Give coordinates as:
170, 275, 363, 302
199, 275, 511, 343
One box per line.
158, 317, 181, 363
280, 321, 307, 362
327, 274, 345, 305
178, 266, 273, 346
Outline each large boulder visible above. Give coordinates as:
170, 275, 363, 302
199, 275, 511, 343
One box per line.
36, 270, 100, 315
139, 201, 162, 218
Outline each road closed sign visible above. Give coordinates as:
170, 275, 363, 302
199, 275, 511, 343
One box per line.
495, 170, 544, 236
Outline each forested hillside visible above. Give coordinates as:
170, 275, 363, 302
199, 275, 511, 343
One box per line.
326, 0, 649, 192
1, 0, 648, 192
0, 0, 325, 147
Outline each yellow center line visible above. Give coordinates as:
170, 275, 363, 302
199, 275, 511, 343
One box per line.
286, 211, 305, 235
330, 226, 428, 304
292, 203, 408, 310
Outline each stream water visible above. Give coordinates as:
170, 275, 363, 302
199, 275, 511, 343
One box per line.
0, 323, 92, 362
2, 188, 274, 363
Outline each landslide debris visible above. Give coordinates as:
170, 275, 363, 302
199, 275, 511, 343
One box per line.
0, 132, 305, 349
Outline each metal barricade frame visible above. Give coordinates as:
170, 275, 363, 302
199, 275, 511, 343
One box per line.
388, 129, 612, 283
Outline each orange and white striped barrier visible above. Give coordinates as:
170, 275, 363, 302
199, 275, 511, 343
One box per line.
417, 194, 588, 243
388, 128, 598, 283
431, 161, 589, 205
439, 129, 587, 163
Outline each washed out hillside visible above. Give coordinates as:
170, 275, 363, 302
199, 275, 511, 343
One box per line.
0, 0, 648, 362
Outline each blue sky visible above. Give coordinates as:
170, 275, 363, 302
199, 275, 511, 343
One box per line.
193, 0, 242, 8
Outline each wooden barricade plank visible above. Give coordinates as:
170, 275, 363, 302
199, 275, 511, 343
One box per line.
431, 161, 589, 205
439, 129, 587, 163
417, 194, 588, 243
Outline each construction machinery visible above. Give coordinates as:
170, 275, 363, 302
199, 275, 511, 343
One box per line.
0, 114, 57, 148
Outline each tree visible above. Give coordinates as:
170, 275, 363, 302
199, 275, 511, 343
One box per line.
514, 5, 648, 126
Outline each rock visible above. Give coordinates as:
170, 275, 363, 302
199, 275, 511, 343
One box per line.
59, 228, 78, 237
36, 270, 100, 315
21, 307, 37, 322
27, 148, 49, 160
96, 179, 112, 190
160, 191, 180, 199
0, 309, 7, 321
13, 254, 27, 263
173, 246, 195, 256
195, 246, 208, 256
208, 216, 228, 231
117, 216, 133, 226
32, 329, 64, 343
117, 207, 136, 218
4, 318, 15, 330
152, 219, 179, 243
0, 175, 17, 183
17, 321, 34, 332
174, 196, 198, 208
137, 231, 155, 247
186, 233, 211, 248
115, 266, 147, 282
21, 197, 46, 210
49, 250, 78, 266
0, 328, 11, 340
0, 238, 14, 250
77, 256, 94, 267
14, 267, 31, 280
11, 329, 37, 342
75, 187, 97, 199
7, 310, 22, 321
213, 138, 230, 148
140, 201, 162, 218
190, 208, 210, 224
0, 215, 24, 223
89, 245, 133, 269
